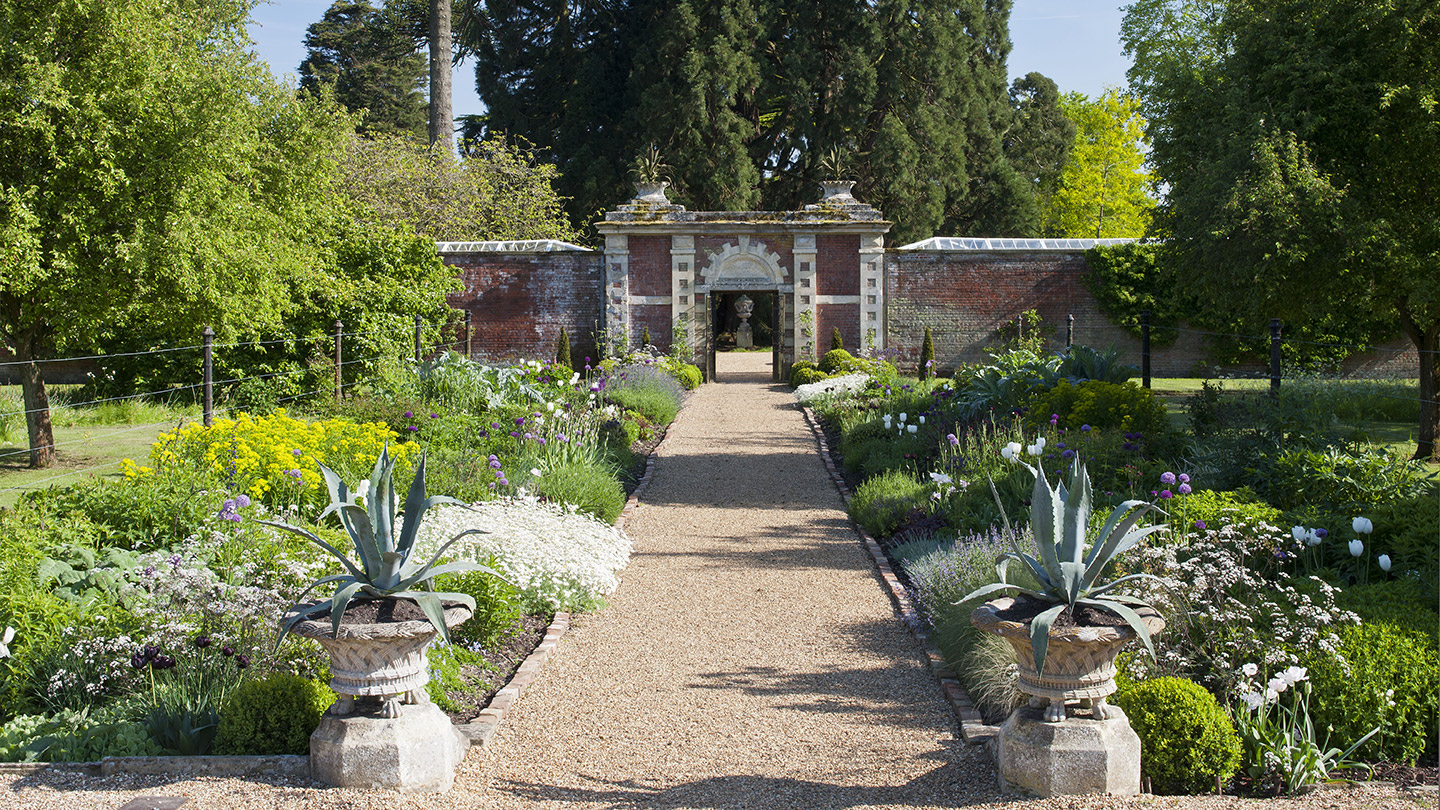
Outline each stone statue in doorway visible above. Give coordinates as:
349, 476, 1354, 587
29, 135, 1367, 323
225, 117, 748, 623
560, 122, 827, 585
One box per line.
734, 295, 755, 349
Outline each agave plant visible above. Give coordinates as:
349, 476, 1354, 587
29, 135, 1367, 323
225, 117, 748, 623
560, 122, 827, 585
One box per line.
960, 452, 1169, 676
261, 445, 501, 648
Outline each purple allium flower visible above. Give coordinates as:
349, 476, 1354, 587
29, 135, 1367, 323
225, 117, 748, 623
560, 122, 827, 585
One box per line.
405, 425, 419, 432
487, 454, 498, 461
1061, 449, 1076, 459
492, 422, 502, 430
1160, 471, 1176, 485
1159, 490, 1173, 499
1194, 520, 1207, 530
556, 433, 568, 443
947, 433, 959, 446
291, 449, 302, 457
498, 478, 509, 487
1314, 528, 1328, 539
235, 494, 251, 509
430, 413, 440, 419
1081, 424, 1091, 432
509, 431, 521, 439
515, 417, 526, 426
218, 499, 240, 523
1178, 473, 1190, 484
1178, 483, 1192, 495
537, 438, 547, 445
489, 459, 502, 470
286, 468, 303, 480
523, 432, 534, 440
403, 411, 413, 419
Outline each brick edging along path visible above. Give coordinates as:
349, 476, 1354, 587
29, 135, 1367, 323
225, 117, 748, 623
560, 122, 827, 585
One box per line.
798, 403, 1001, 747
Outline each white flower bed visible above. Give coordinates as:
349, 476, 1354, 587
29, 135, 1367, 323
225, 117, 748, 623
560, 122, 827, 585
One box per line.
414, 497, 631, 610
794, 372, 869, 404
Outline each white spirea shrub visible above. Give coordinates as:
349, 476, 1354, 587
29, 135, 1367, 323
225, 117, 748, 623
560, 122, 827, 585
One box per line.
415, 497, 631, 611
794, 373, 869, 404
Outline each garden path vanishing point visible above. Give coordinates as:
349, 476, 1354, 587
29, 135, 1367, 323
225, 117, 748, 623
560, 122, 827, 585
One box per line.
3, 350, 1425, 810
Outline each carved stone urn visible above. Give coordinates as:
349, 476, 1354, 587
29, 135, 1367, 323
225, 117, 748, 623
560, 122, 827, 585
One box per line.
817, 180, 857, 203
633, 181, 671, 204
289, 601, 472, 718
971, 596, 1164, 723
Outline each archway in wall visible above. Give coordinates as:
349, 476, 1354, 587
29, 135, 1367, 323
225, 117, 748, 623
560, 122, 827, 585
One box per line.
702, 287, 788, 383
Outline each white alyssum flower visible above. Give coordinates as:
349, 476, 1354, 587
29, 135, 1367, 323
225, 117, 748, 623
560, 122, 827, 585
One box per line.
794, 373, 870, 404
414, 497, 632, 610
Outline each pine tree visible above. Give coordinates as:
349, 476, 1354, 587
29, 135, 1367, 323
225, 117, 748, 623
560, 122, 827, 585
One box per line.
831, 327, 844, 352
556, 327, 572, 369
919, 326, 935, 379
299, 0, 427, 138
1007, 73, 1076, 225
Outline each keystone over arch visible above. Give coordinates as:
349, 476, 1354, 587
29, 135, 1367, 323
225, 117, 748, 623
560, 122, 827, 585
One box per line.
700, 236, 787, 290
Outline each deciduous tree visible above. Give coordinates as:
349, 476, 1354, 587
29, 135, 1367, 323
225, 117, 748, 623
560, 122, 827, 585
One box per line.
1044, 90, 1154, 238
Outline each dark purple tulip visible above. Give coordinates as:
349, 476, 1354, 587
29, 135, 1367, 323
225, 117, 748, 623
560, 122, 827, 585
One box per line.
221, 646, 235, 657
235, 654, 250, 669
194, 635, 212, 649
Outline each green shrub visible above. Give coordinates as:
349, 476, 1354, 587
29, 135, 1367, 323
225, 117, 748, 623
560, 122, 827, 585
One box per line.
0, 709, 163, 762
424, 642, 493, 713
847, 470, 928, 538
1027, 379, 1169, 438
672, 363, 702, 390
213, 673, 333, 756
1258, 444, 1428, 516
831, 327, 844, 351
1369, 487, 1440, 600
788, 360, 824, 387
532, 461, 626, 524
819, 349, 853, 375
556, 327, 572, 369
919, 326, 935, 379
437, 564, 525, 650
1337, 580, 1438, 638
1165, 487, 1285, 533
1112, 677, 1241, 794
1306, 622, 1438, 764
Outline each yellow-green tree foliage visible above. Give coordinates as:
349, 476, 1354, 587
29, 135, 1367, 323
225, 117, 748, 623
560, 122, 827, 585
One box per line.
1044, 90, 1155, 238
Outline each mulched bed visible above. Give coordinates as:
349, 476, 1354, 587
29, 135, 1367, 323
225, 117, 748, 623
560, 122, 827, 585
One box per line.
439, 613, 552, 724
1370, 761, 1439, 788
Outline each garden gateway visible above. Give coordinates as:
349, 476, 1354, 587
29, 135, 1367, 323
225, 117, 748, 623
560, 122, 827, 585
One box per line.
438, 184, 1416, 380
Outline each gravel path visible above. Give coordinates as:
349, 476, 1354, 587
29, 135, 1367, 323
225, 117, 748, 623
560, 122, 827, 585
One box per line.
2, 352, 1425, 809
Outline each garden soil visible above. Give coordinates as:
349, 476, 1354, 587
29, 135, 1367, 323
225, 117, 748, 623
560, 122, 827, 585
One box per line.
2, 353, 1425, 809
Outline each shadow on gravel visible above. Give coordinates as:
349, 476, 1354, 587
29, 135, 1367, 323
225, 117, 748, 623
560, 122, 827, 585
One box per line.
634, 518, 868, 571
490, 749, 1001, 809
639, 448, 839, 508
684, 618, 952, 732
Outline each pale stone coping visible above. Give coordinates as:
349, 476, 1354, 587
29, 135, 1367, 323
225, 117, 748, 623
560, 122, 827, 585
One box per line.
436, 240, 595, 253
895, 237, 1139, 252
798, 404, 999, 748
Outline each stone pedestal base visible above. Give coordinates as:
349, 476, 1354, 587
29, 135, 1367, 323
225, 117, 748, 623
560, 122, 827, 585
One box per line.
310, 702, 468, 792
996, 705, 1140, 797
736, 322, 753, 348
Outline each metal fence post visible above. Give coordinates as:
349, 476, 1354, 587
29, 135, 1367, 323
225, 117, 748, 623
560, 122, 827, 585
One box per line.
1270, 318, 1283, 399
202, 326, 214, 427
333, 320, 343, 401
1141, 310, 1152, 389
1066, 314, 1074, 348
414, 314, 423, 365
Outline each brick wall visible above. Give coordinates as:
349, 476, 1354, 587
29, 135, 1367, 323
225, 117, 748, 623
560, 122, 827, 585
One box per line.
628, 235, 671, 297
816, 235, 858, 296
818, 304, 861, 354
885, 251, 1421, 378
443, 251, 603, 364
630, 304, 673, 352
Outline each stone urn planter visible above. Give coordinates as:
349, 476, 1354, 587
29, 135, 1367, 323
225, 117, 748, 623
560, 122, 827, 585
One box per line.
289, 598, 473, 792
972, 596, 1164, 723
818, 179, 857, 203
634, 180, 671, 203
289, 599, 472, 718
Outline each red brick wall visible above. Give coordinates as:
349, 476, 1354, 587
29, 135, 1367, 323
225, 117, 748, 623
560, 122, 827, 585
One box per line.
816, 235, 858, 296
818, 304, 861, 354
443, 252, 602, 364
628, 236, 671, 296
630, 305, 673, 352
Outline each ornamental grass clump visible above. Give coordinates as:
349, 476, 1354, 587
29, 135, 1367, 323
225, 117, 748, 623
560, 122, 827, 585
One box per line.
960, 445, 1168, 676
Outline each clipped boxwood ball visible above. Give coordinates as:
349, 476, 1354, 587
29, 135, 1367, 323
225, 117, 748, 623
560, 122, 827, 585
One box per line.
819, 349, 854, 375
214, 672, 334, 755
1113, 676, 1241, 794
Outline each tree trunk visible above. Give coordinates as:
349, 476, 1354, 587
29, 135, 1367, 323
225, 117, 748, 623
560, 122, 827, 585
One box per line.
1415, 324, 1438, 462
16, 341, 55, 469
428, 0, 453, 153
1399, 304, 1438, 461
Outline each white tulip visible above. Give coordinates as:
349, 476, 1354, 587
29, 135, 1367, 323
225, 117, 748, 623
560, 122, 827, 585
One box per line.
918, 415, 926, 425
1026, 443, 1043, 456
1305, 531, 1322, 547
1352, 516, 1373, 535
1292, 525, 1306, 542
1348, 538, 1364, 557
530, 468, 542, 477
899, 412, 908, 422
1282, 665, 1308, 686
0, 627, 13, 659
1378, 554, 1392, 572
907, 425, 918, 434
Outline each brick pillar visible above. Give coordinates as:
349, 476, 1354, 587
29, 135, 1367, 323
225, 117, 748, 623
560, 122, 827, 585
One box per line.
604, 235, 629, 355
793, 234, 818, 362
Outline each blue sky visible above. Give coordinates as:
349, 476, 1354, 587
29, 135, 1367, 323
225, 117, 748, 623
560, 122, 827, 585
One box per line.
245, 0, 1132, 123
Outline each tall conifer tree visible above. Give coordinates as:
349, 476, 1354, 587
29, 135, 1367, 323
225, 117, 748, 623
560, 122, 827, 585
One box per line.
300, 0, 427, 138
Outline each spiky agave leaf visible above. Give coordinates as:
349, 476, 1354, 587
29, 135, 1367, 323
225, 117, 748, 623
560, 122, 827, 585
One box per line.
1027, 459, 1065, 591
1028, 602, 1068, 675
1058, 461, 1092, 565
